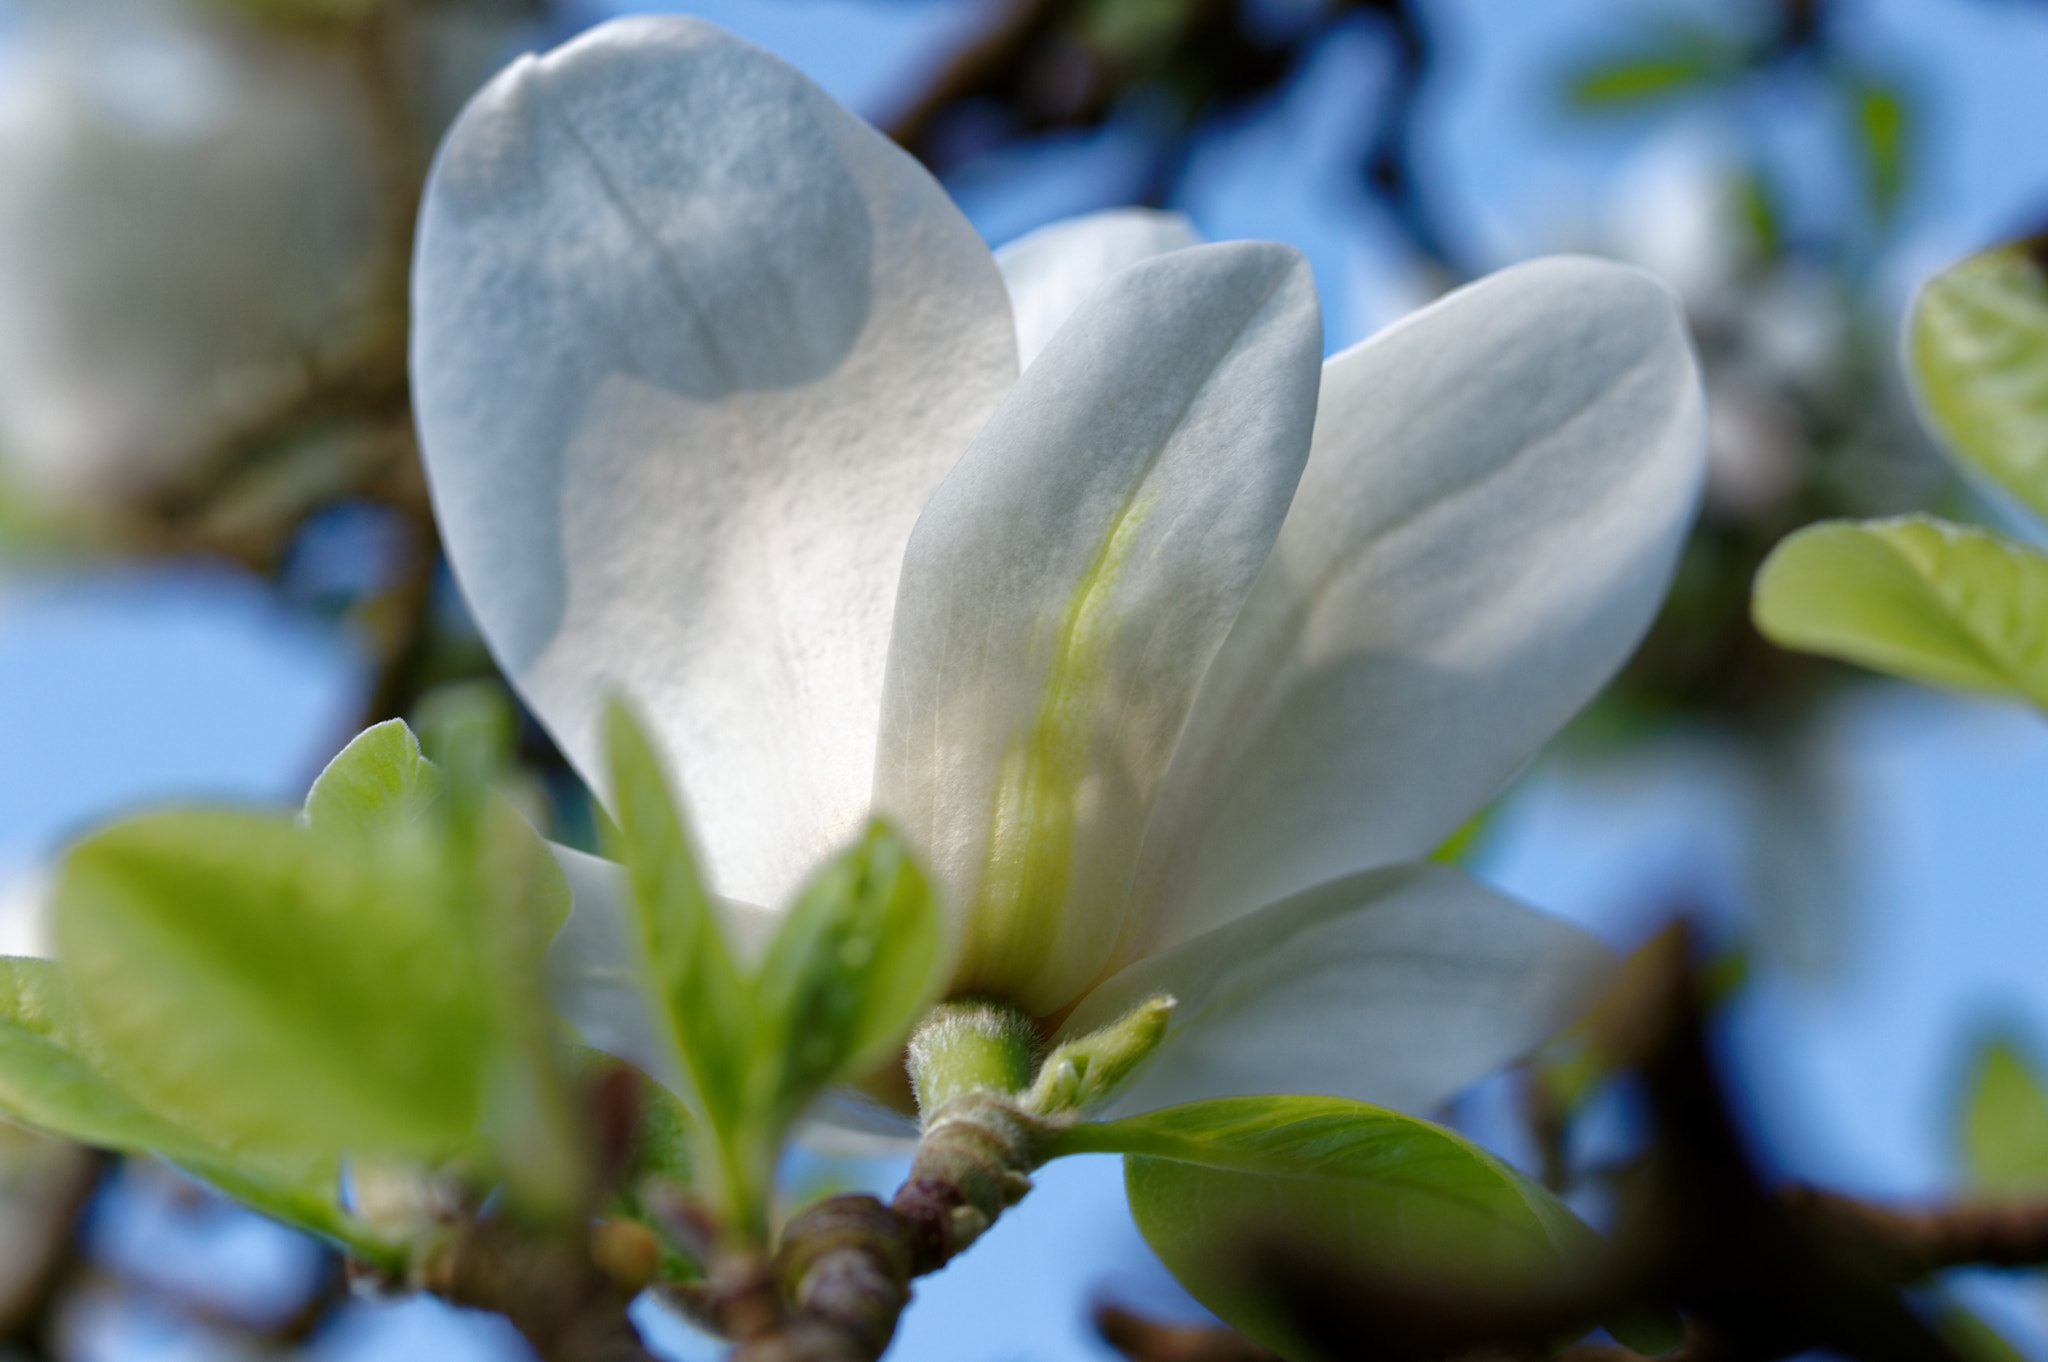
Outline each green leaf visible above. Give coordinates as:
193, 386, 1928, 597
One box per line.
0, 958, 392, 1260
1052, 1096, 1596, 1358
1911, 239, 2048, 520
414, 685, 580, 1216
1959, 1036, 2048, 1193
1568, 56, 1717, 107
750, 821, 943, 1132
1752, 516, 2048, 708
54, 809, 493, 1157
1845, 74, 1910, 218
304, 719, 443, 835
601, 701, 749, 1132
1563, 28, 1743, 111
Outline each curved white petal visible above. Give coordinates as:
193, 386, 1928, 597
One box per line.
542, 843, 774, 1094
995, 209, 1203, 370
1061, 862, 1614, 1119
413, 17, 1018, 911
874, 242, 1322, 1017
1122, 256, 1706, 957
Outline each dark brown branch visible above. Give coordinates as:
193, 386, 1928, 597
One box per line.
421, 1217, 659, 1362
677, 1099, 1044, 1362
1095, 1303, 1280, 1362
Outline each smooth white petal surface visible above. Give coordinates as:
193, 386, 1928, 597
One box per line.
1061, 862, 1614, 1118
1121, 256, 1706, 958
995, 209, 1203, 369
413, 17, 1017, 911
543, 843, 774, 1094
875, 242, 1322, 1017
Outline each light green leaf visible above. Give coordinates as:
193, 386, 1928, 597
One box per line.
601, 701, 749, 1131
1911, 239, 2048, 520
1959, 1036, 2048, 1193
753, 827, 942, 1138
750, 822, 944, 1133
1753, 516, 2048, 708
54, 809, 493, 1157
304, 719, 443, 835
0, 958, 393, 1260
1052, 1096, 1595, 1357
416, 685, 580, 1216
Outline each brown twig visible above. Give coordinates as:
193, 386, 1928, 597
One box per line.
1094, 1303, 1280, 1362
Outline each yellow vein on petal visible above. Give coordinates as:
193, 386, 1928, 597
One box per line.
956, 494, 1153, 1013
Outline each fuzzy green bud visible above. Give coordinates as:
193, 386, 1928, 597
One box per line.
1024, 995, 1174, 1118
906, 998, 1038, 1116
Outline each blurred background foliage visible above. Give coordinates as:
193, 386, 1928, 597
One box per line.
3, 0, 2048, 1358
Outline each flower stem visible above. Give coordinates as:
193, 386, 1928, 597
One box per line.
730, 1089, 1049, 1362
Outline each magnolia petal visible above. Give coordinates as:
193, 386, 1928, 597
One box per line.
543, 843, 774, 1095
413, 17, 1017, 911
1123, 256, 1705, 957
1061, 862, 1615, 1119
995, 209, 1204, 369
875, 242, 1322, 1018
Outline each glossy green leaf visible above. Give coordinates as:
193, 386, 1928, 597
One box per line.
1053, 1096, 1594, 1358
751, 820, 943, 1129
1959, 1036, 2048, 1193
1753, 516, 2048, 708
0, 958, 391, 1259
1911, 239, 2048, 520
601, 701, 749, 1130
54, 809, 493, 1157
303, 718, 442, 835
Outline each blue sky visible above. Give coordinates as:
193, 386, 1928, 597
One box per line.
9, 0, 2048, 1358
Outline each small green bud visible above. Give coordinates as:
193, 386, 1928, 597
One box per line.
1024, 995, 1174, 1118
906, 999, 1037, 1116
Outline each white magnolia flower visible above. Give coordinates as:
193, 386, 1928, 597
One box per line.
0, 0, 525, 503
412, 17, 1707, 1127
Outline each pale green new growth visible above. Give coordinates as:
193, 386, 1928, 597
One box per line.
1753, 515, 2048, 710
1026, 995, 1174, 1117
1911, 240, 2048, 520
753, 821, 945, 1128
604, 697, 945, 1242
55, 809, 494, 1155
1960, 1036, 2048, 1193
0, 958, 395, 1262
35, 702, 581, 1227
906, 998, 1037, 1113
303, 718, 442, 835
